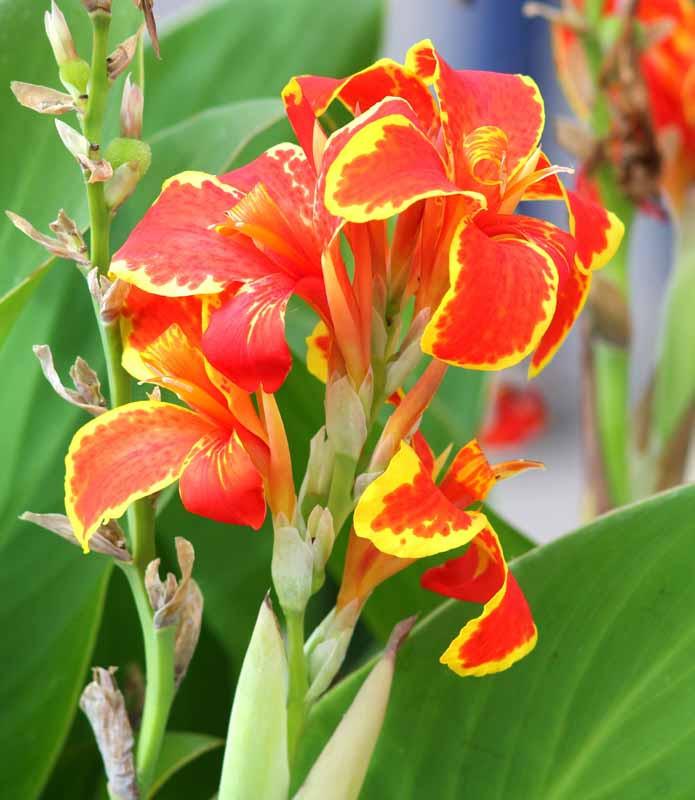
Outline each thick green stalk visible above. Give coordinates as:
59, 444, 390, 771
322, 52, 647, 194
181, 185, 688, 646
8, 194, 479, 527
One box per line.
82, 8, 174, 796
285, 610, 309, 765
591, 176, 635, 508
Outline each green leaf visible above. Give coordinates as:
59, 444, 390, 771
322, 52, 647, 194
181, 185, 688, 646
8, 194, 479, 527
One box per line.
297, 485, 695, 799
142, 0, 382, 131
150, 732, 223, 798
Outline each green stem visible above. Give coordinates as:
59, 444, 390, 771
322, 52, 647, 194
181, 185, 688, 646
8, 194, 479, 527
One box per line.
81, 8, 174, 796
285, 610, 308, 765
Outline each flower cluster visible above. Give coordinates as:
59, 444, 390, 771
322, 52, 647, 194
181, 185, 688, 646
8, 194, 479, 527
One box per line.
64, 40, 623, 676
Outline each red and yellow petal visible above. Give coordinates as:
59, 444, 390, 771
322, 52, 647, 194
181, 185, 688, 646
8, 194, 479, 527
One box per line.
306, 319, 331, 383
422, 527, 537, 676
323, 97, 469, 223
202, 274, 296, 393
353, 441, 488, 558
406, 40, 545, 182
65, 401, 215, 549
110, 172, 272, 295
422, 217, 559, 370
566, 182, 624, 273
179, 429, 266, 529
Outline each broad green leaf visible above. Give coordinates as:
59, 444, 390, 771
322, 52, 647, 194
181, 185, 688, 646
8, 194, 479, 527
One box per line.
151, 732, 223, 797
297, 485, 695, 799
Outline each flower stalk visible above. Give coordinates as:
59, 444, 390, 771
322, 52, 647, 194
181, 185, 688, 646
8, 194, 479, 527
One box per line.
81, 6, 174, 795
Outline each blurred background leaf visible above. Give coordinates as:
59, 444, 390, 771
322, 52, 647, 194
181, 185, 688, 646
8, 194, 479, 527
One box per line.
295, 485, 695, 799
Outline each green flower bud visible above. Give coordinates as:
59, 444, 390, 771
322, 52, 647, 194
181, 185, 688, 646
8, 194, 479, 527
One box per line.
104, 137, 151, 175
58, 59, 90, 96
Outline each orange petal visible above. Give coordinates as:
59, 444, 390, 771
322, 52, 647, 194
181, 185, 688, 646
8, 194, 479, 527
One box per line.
202, 274, 296, 393
322, 97, 469, 223
65, 401, 215, 549
179, 429, 266, 529
566, 181, 624, 273
439, 438, 543, 506
405, 40, 545, 183
422, 217, 559, 370
306, 319, 331, 383
422, 527, 537, 676
353, 441, 487, 558
110, 172, 271, 295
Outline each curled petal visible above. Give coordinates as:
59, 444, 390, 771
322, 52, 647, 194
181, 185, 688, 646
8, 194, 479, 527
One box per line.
422, 528, 537, 676
353, 441, 487, 558
306, 319, 331, 383
323, 97, 471, 223
110, 172, 270, 295
179, 430, 266, 529
422, 218, 559, 370
65, 402, 215, 549
203, 275, 296, 393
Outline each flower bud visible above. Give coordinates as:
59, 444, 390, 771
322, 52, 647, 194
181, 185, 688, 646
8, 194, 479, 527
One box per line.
298, 427, 335, 511
33, 344, 106, 416
79, 668, 138, 800
296, 617, 416, 800
325, 375, 367, 460
10, 82, 75, 115
384, 308, 430, 396
271, 524, 313, 613
103, 137, 151, 209
119, 75, 144, 139
44, 2, 78, 67
304, 602, 360, 702
306, 505, 335, 593
218, 596, 289, 800
55, 120, 113, 183
59, 59, 91, 97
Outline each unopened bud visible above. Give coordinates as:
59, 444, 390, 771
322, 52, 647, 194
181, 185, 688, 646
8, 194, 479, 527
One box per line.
59, 59, 91, 97
10, 82, 75, 115
299, 427, 335, 509
296, 617, 415, 800
384, 309, 429, 396
55, 120, 113, 183
21, 512, 129, 560
33, 344, 106, 416
82, 0, 112, 11
6, 209, 89, 266
79, 668, 138, 800
87, 269, 130, 322
304, 602, 360, 701
108, 32, 142, 83
325, 376, 367, 459
45, 2, 78, 67
271, 524, 313, 613
119, 75, 144, 138
103, 137, 151, 209
306, 505, 335, 592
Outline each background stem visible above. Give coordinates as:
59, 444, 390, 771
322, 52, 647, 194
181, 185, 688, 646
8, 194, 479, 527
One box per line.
285, 610, 308, 765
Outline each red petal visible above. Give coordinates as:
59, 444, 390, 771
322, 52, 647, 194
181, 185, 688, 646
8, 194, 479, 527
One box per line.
111, 172, 271, 295
202, 274, 296, 392
422, 217, 559, 369
480, 384, 548, 447
179, 430, 266, 529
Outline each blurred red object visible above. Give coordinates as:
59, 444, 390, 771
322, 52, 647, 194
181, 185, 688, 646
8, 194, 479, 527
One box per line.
480, 383, 548, 448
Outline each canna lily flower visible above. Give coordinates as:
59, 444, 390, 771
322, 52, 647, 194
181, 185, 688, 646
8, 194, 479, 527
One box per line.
342, 437, 541, 676
283, 40, 624, 376
65, 287, 294, 551
550, 0, 695, 212
108, 147, 371, 394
